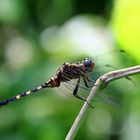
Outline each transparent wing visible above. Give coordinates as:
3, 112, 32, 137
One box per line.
56, 78, 90, 98
93, 90, 121, 107
56, 49, 136, 106
90, 75, 137, 107
93, 49, 130, 74
56, 74, 136, 108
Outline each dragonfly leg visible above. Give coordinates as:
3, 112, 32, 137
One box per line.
124, 76, 136, 87
73, 78, 94, 108
83, 75, 101, 87
82, 76, 89, 87
83, 75, 95, 88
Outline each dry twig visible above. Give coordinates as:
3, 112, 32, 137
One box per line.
65, 65, 140, 140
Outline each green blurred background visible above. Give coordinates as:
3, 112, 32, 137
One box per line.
0, 0, 140, 140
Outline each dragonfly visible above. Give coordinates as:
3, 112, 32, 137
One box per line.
0, 58, 95, 108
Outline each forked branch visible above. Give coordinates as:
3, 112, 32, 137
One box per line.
65, 65, 140, 140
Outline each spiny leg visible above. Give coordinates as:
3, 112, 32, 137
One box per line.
61, 74, 89, 90
73, 78, 94, 108
124, 76, 136, 87
84, 75, 93, 82
82, 76, 89, 87
82, 72, 101, 87
82, 75, 98, 88
77, 66, 93, 82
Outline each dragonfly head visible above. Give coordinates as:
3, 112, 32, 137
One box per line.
83, 58, 94, 72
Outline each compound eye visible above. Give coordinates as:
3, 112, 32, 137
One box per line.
83, 58, 94, 72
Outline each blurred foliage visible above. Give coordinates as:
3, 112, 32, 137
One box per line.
112, 0, 140, 63
0, 0, 140, 140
